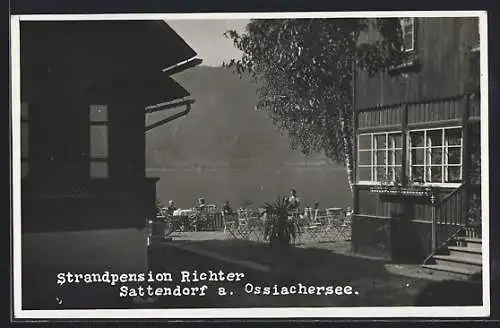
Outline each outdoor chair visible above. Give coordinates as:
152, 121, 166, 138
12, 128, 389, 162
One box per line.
207, 204, 217, 213
237, 208, 250, 227
222, 211, 238, 234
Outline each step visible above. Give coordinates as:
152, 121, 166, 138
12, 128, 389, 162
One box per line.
464, 237, 482, 244
453, 238, 483, 251
447, 246, 482, 261
422, 263, 480, 277
433, 254, 482, 272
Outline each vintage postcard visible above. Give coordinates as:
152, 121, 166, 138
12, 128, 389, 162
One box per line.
10, 11, 489, 319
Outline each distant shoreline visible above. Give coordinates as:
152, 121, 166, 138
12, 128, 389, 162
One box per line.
146, 164, 346, 172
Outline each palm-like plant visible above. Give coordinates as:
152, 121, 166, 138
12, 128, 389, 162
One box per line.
263, 196, 300, 247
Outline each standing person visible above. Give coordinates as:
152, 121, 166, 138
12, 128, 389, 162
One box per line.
313, 200, 320, 222
287, 189, 300, 210
166, 200, 177, 216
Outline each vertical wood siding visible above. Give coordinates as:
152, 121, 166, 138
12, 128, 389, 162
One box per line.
355, 17, 479, 110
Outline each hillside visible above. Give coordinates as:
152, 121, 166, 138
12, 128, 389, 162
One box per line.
144, 65, 351, 208
145, 65, 334, 170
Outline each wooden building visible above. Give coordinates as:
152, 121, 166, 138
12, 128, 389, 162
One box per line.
19, 20, 201, 308
351, 17, 482, 275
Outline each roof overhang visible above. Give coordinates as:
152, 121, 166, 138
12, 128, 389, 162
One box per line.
20, 20, 199, 98
163, 57, 203, 76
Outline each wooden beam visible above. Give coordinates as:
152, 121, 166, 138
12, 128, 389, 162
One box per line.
407, 119, 462, 130
145, 104, 191, 132
162, 58, 203, 76
357, 124, 401, 134
145, 99, 195, 114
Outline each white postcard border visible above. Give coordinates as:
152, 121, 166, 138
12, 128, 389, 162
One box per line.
10, 11, 490, 319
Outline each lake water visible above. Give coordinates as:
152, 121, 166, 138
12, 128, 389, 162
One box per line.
147, 166, 352, 210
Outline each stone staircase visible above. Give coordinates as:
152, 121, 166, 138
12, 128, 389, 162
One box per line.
422, 237, 482, 279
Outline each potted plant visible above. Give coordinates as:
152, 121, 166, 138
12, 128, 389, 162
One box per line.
371, 178, 434, 203
263, 196, 300, 279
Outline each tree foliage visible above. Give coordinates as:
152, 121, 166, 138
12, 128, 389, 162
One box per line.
223, 18, 407, 189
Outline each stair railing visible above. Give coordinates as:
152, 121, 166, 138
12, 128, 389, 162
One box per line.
425, 184, 467, 264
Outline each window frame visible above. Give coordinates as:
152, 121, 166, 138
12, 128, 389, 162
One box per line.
357, 126, 463, 188
89, 104, 109, 178
400, 17, 416, 53
357, 131, 403, 184
408, 126, 463, 186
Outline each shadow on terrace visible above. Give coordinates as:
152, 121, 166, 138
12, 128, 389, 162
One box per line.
22, 236, 482, 310
145, 237, 483, 308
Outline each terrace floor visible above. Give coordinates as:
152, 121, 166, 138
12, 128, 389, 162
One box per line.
22, 231, 483, 310
145, 232, 483, 308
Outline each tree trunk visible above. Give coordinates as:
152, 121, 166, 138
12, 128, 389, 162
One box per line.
340, 114, 354, 194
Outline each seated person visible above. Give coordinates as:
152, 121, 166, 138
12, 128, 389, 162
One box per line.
222, 200, 233, 216
197, 197, 207, 212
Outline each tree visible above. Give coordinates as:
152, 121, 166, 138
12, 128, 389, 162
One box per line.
224, 18, 406, 192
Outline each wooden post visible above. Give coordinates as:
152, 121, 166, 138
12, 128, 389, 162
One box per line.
461, 94, 470, 226
431, 193, 437, 252
401, 104, 409, 185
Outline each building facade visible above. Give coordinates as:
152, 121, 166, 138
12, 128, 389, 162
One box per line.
351, 17, 482, 268
19, 20, 201, 308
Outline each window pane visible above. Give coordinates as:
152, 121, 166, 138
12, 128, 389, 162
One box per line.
376, 150, 386, 165
90, 104, 108, 122
431, 148, 443, 165
404, 34, 413, 50
447, 147, 461, 164
445, 128, 462, 146
358, 150, 371, 165
411, 166, 424, 182
21, 122, 29, 158
389, 133, 402, 148
395, 149, 403, 165
447, 166, 461, 182
358, 135, 371, 150
388, 166, 395, 181
427, 130, 442, 147
404, 25, 413, 34
90, 125, 108, 158
388, 149, 401, 166
411, 148, 424, 165
358, 167, 371, 181
375, 134, 386, 149
387, 166, 403, 183
376, 167, 386, 181
91, 162, 108, 178
410, 131, 424, 147
394, 166, 402, 183
430, 167, 442, 183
